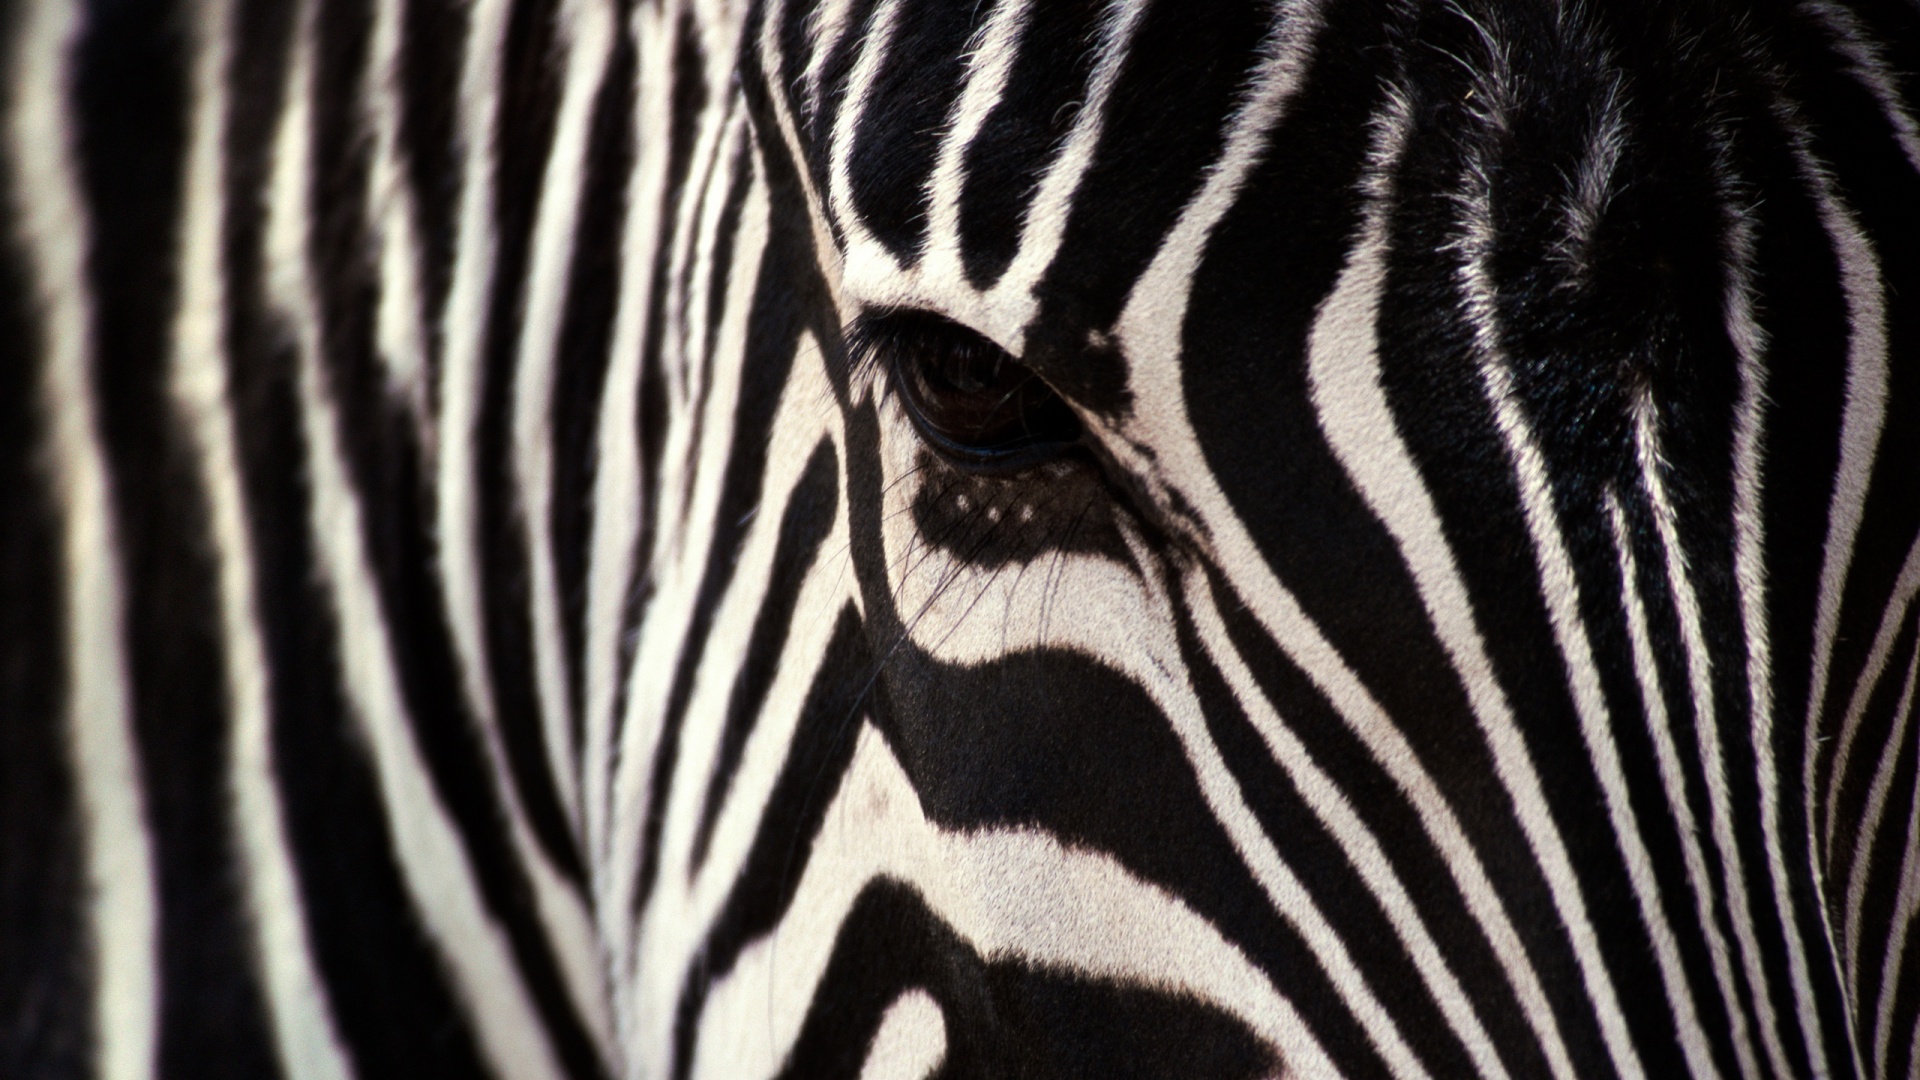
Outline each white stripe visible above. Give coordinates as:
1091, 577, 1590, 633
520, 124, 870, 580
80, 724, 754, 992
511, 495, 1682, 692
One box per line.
824, 0, 904, 280
8, 3, 159, 1077
366, 0, 614, 1058
168, 0, 356, 1074
601, 0, 744, 1010
618, 157, 775, 907
1639, 399, 1792, 1079
1290, 99, 1580, 1080
1847, 628, 1920, 1013
362, 0, 434, 433
606, 143, 766, 1041
1141, 592, 1432, 1080
1874, 691, 1920, 1080
1311, 98, 1702, 1075
677, 110, 747, 423
982, 0, 1147, 350
799, 0, 858, 127
650, 97, 750, 536
634, 344, 849, 1078
753, 0, 847, 316
436, 0, 515, 741
681, 468, 850, 939
428, 6, 617, 1054
1454, 133, 1650, 1080
638, 184, 831, 1080
1318, 105, 1682, 1079
510, 0, 618, 840
1555, 74, 1624, 279
265, 14, 566, 1077
917, 0, 1032, 292
1187, 573, 1515, 1080
863, 424, 1430, 1076
1825, 535, 1920, 857
671, 333, 840, 931
835, 0, 1154, 352
858, 990, 946, 1080
646, 100, 743, 546
1789, 105, 1888, 1078
691, 724, 1340, 1080
584, 0, 676, 990
1643, 380, 1789, 1080
1799, 1, 1920, 175
1105, 19, 1582, 1079
1109, 0, 1319, 510
1608, 493, 1765, 1080
1720, 199, 1780, 1080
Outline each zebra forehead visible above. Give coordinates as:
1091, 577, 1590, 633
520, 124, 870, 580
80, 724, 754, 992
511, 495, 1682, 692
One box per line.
752, 0, 1317, 410
751, 0, 1720, 432
788, 14, 1698, 511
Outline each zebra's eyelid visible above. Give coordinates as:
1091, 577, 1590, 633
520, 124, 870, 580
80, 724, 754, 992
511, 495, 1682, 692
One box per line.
840, 308, 1006, 374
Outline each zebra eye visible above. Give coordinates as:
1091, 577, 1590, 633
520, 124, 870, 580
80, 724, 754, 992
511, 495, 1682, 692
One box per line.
857, 310, 1083, 471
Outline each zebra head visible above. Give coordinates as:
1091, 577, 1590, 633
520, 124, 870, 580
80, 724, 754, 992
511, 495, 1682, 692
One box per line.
616, 0, 1920, 1078
4, 0, 1914, 1076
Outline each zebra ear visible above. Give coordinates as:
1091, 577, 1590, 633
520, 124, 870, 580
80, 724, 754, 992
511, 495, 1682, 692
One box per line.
852, 309, 1086, 473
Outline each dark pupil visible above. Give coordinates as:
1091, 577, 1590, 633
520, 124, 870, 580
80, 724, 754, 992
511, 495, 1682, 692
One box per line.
909, 348, 1043, 446
854, 309, 1082, 468
866, 311, 1082, 467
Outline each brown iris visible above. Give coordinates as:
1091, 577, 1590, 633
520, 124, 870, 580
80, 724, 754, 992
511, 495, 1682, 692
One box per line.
856, 309, 1083, 471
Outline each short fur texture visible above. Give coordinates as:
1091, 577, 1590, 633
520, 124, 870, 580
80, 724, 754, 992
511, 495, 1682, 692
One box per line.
2, 0, 1917, 1077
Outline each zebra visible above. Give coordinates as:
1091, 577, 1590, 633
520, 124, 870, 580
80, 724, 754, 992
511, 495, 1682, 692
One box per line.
3, 0, 1917, 1075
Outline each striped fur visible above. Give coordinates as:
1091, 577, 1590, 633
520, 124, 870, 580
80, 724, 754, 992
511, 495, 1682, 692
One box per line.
2, 0, 1916, 1077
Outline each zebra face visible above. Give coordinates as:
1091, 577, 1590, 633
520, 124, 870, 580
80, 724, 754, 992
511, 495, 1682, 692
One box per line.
9, 0, 1913, 1074
618, 0, 1920, 1076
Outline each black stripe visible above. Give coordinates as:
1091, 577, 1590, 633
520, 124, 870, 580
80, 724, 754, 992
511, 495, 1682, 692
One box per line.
796, 0, 879, 243
1887, 905, 1920, 1080
1202, 561, 1563, 1080
1020, 0, 1272, 416
837, 426, 1394, 1079
671, 116, 751, 529
553, 17, 637, 779
303, 0, 612, 1072
1368, 31, 1628, 1073
868, 631, 1390, 1078
604, 8, 712, 763
844, 0, 978, 262
689, 438, 839, 871
1722, 32, 1862, 1076
222, 2, 492, 1071
1788, 0, 1920, 835
775, 880, 1281, 1080
0, 4, 90, 1071
397, 0, 467, 394
954, 0, 1106, 289
634, 171, 817, 919
474, 0, 591, 887
701, 131, 757, 381
1611, 486, 1754, 1080
70, 0, 282, 1072
1842, 606, 1920, 1046
672, 604, 872, 1080
1447, 5, 1749, 1068
1826, 606, 1919, 936
1172, 574, 1481, 1079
